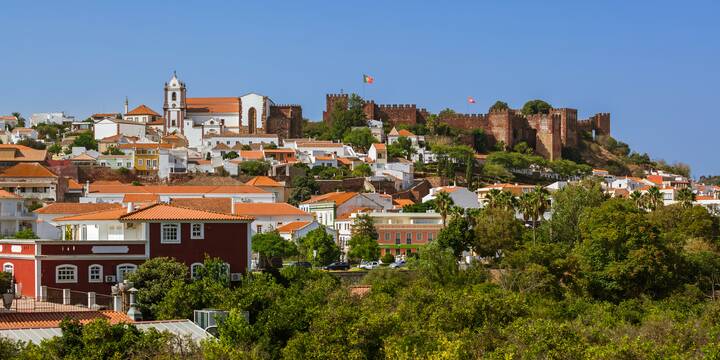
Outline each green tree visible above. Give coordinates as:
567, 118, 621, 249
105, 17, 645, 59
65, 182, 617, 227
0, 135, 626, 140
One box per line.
252, 231, 299, 270
513, 141, 533, 154
298, 227, 341, 266
17, 138, 46, 150
351, 163, 373, 177
103, 146, 124, 155
343, 127, 375, 153
517, 186, 551, 242
127, 257, 189, 320
239, 160, 270, 176
548, 180, 606, 244
11, 112, 25, 127
489, 100, 509, 112
484, 189, 516, 212
676, 187, 696, 208
436, 215, 473, 257
521, 99, 552, 115
71, 131, 98, 150
288, 175, 319, 206
223, 151, 239, 160
433, 191, 455, 226
473, 207, 524, 260
641, 186, 664, 211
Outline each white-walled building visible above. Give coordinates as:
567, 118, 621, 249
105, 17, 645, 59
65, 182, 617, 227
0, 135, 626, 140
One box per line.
30, 112, 75, 127
232, 203, 313, 238
94, 118, 146, 140
81, 184, 275, 204
423, 186, 481, 209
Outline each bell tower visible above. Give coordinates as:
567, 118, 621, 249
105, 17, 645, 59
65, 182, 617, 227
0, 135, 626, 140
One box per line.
163, 71, 187, 133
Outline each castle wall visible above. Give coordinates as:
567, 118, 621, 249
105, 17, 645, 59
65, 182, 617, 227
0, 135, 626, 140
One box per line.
269, 105, 302, 139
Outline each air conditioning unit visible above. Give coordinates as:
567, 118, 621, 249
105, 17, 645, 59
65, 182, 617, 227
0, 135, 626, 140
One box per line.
230, 273, 242, 282
104, 275, 116, 283
193, 309, 229, 331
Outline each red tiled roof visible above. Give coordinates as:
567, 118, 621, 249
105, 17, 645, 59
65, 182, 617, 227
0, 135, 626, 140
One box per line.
0, 311, 132, 330
372, 143, 386, 150
233, 203, 309, 216
0, 145, 48, 162
239, 151, 264, 160
34, 202, 122, 214
122, 193, 160, 203
0, 189, 21, 199
302, 192, 358, 206
54, 207, 133, 221
276, 221, 311, 233
0, 163, 57, 178
170, 198, 233, 214
121, 203, 253, 221
126, 104, 160, 116
67, 178, 84, 190
393, 198, 415, 207
245, 176, 282, 187
186, 97, 241, 113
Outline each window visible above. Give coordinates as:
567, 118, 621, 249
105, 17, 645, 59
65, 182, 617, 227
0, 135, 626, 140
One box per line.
406, 233, 412, 245
56, 264, 78, 283
191, 223, 204, 239
88, 264, 103, 283
428, 232, 434, 241
137, 159, 142, 166
172, 92, 177, 101
395, 232, 401, 245
161, 223, 181, 244
256, 224, 263, 233
3, 263, 13, 275
190, 263, 203, 279
152, 160, 157, 168
384, 233, 390, 241
417, 232, 423, 242
116, 264, 137, 282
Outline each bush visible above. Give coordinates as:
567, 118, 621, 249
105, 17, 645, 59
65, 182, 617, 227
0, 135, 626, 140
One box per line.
381, 252, 396, 265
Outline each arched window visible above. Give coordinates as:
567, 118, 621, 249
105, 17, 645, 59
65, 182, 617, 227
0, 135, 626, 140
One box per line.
56, 264, 78, 283
247, 107, 257, 134
88, 264, 103, 283
3, 263, 13, 275
172, 92, 177, 101
116, 263, 138, 282
190, 263, 203, 279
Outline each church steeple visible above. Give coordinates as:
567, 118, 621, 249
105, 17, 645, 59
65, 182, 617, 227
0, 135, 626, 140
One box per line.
163, 72, 187, 133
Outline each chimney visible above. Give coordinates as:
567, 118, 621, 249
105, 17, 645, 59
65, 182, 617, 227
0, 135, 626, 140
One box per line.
85, 180, 90, 196
126, 202, 134, 213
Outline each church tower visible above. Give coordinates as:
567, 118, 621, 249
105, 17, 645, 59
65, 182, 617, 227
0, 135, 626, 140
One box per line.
163, 71, 187, 133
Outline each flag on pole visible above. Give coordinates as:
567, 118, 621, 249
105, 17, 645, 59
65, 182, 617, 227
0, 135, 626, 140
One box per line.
363, 74, 374, 84
467, 96, 476, 104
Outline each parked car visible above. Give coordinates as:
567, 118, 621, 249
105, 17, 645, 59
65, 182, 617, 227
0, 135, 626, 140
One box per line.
389, 260, 406, 269
289, 261, 312, 268
322, 262, 350, 271
359, 261, 379, 270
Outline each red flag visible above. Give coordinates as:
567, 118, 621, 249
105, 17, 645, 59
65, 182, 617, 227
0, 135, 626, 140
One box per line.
363, 74, 374, 84
467, 96, 476, 104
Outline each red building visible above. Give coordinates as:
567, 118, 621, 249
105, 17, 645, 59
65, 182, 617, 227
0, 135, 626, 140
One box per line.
0, 203, 253, 298
349, 211, 443, 259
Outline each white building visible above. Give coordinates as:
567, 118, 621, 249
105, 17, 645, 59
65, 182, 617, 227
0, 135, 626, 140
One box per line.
232, 203, 313, 238
33, 203, 124, 240
9, 128, 38, 143
80, 184, 275, 204
29, 112, 75, 127
0, 190, 34, 237
423, 186, 481, 209
93, 118, 146, 140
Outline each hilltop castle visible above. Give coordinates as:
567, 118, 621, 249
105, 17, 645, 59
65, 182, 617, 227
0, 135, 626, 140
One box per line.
323, 94, 610, 160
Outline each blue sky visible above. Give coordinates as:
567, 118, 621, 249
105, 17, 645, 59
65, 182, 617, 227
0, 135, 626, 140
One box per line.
1, 1, 718, 175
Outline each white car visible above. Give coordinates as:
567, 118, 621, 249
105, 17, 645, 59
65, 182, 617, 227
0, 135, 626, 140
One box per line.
359, 261, 379, 270
389, 260, 406, 269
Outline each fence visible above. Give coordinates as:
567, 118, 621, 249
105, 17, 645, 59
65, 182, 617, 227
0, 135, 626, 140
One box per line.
0, 287, 114, 313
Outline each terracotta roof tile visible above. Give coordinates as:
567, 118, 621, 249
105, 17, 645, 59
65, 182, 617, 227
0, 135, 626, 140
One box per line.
54, 207, 132, 221
239, 151, 264, 160
0, 189, 21, 199
126, 104, 160, 116
186, 97, 241, 113
302, 192, 358, 206
121, 203, 253, 221
170, 198, 233, 214
67, 178, 84, 190
89, 184, 268, 194
0, 163, 57, 178
0, 145, 48, 162
245, 176, 282, 187
122, 193, 160, 203
233, 203, 309, 216
118, 143, 173, 150
372, 143, 386, 150
276, 221, 311, 233
393, 198, 415, 207
0, 311, 132, 330
34, 202, 122, 214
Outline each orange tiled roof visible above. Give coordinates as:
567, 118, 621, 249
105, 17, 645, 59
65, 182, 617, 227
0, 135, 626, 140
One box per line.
302, 191, 358, 206
170, 198, 233, 214
337, 207, 372, 220
0, 311, 132, 330
233, 203, 309, 216
0, 145, 48, 162
186, 97, 241, 113
393, 198, 415, 207
696, 195, 716, 201
91, 113, 119, 119
122, 193, 160, 203
314, 155, 335, 161
89, 184, 268, 195
121, 203, 253, 221
118, 143, 173, 150
34, 202, 122, 214
436, 186, 465, 193
372, 143, 386, 150
245, 176, 282, 187
70, 153, 97, 161
239, 151, 264, 160
0, 116, 18, 121
54, 207, 133, 221
646, 175, 664, 185
0, 163, 57, 178
12, 127, 35, 134
397, 129, 415, 137
126, 104, 160, 116
276, 221, 311, 233
67, 178, 83, 190
0, 189, 20, 199
212, 143, 231, 150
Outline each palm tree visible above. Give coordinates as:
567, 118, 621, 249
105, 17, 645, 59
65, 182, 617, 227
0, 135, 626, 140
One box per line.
630, 190, 643, 208
676, 187, 696, 208
642, 186, 664, 211
518, 186, 551, 242
485, 189, 516, 212
434, 190, 454, 226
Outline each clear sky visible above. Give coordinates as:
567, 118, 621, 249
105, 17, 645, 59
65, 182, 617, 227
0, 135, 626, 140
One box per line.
1, 1, 718, 176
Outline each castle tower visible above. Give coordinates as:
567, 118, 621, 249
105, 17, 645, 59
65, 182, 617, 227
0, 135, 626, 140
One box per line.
163, 71, 187, 133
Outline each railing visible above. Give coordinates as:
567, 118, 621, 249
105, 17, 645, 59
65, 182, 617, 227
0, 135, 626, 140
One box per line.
0, 286, 114, 313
